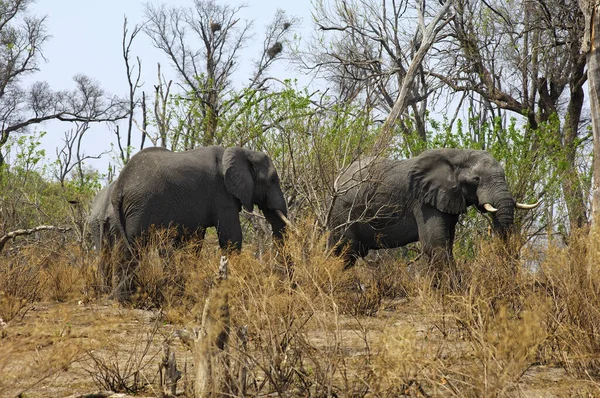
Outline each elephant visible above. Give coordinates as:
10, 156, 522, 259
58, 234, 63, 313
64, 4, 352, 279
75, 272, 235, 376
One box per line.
87, 181, 119, 292
111, 145, 290, 255
328, 148, 539, 270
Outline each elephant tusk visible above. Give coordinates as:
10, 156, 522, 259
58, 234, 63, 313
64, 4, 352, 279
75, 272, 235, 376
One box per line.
516, 200, 541, 210
275, 209, 293, 228
483, 203, 498, 213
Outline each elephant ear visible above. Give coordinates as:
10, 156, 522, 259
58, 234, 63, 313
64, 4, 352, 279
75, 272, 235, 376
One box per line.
408, 150, 466, 214
222, 147, 255, 212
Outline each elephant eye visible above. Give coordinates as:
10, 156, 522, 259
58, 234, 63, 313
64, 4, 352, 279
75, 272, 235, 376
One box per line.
472, 176, 481, 183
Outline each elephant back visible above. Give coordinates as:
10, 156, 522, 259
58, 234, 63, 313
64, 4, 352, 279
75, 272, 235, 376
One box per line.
111, 146, 234, 245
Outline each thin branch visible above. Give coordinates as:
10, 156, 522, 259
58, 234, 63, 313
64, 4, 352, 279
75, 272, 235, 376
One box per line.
0, 225, 71, 252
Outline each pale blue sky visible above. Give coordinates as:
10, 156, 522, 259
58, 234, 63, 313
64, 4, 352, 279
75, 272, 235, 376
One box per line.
24, 0, 314, 176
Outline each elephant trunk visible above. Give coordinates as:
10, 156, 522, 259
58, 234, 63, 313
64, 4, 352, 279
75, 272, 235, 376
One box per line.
489, 196, 515, 238
262, 208, 288, 241
260, 186, 289, 240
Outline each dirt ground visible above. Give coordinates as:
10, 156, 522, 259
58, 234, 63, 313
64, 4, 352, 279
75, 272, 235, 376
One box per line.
2, 295, 598, 398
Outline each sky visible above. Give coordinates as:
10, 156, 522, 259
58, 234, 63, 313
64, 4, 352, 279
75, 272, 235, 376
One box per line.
23, 0, 315, 178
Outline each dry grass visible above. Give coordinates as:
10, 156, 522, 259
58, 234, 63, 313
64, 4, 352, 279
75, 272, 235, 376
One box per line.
537, 229, 600, 380
1, 220, 600, 396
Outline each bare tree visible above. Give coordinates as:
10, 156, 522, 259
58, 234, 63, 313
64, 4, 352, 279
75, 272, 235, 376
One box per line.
249, 9, 295, 89
0, 0, 127, 167
143, 1, 251, 146
153, 63, 174, 149
143, 1, 297, 148
54, 122, 108, 187
433, 0, 590, 230
580, 0, 600, 223
299, 0, 452, 148
377, 0, 453, 151
114, 17, 144, 165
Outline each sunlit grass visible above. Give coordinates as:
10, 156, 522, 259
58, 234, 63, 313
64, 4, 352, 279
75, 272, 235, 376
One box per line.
1, 220, 600, 396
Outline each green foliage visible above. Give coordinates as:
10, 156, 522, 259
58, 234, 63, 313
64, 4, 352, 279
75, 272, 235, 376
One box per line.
0, 76, 590, 260
162, 80, 379, 226
248, 82, 378, 224
13, 131, 47, 172
1, 133, 50, 230
0, 133, 101, 241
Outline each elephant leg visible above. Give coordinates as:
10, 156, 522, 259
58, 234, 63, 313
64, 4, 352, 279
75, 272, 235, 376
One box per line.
415, 206, 459, 287
331, 233, 367, 269
188, 227, 206, 255
216, 214, 243, 252
110, 238, 139, 302
331, 221, 375, 269
344, 241, 369, 269
98, 244, 113, 294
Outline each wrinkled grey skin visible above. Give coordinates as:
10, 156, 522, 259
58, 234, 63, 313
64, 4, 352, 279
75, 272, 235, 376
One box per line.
88, 182, 119, 292
328, 149, 516, 268
111, 145, 288, 253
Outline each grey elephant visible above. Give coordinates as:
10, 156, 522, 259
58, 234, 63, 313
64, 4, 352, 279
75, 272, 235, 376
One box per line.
111, 145, 290, 255
88, 182, 119, 292
328, 148, 538, 269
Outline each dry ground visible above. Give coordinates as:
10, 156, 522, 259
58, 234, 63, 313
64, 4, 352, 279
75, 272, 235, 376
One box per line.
1, 297, 596, 397
2, 225, 600, 397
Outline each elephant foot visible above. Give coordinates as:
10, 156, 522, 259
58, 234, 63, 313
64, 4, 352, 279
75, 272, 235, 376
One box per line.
109, 278, 136, 303
407, 253, 463, 291
109, 263, 140, 304
426, 265, 463, 292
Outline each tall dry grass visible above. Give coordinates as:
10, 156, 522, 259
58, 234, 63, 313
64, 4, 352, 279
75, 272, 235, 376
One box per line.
537, 228, 600, 380
1, 220, 600, 396
0, 242, 92, 321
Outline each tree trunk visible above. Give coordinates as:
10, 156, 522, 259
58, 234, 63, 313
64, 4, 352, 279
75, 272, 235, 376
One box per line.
202, 101, 218, 147
586, 2, 600, 222
374, 0, 452, 154
561, 57, 588, 229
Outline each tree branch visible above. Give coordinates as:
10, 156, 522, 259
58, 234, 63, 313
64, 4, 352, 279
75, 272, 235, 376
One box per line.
0, 225, 71, 253
375, 0, 453, 151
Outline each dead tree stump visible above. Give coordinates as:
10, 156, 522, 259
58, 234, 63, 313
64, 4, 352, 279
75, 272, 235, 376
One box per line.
159, 341, 181, 397
194, 256, 232, 398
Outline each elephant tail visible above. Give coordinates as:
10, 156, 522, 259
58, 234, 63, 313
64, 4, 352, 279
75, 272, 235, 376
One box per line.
112, 184, 134, 256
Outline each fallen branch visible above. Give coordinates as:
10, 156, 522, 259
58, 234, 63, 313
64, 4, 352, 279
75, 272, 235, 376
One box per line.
0, 225, 71, 253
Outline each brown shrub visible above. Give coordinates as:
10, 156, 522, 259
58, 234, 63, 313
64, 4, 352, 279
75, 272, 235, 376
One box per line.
537, 228, 600, 379
4, 218, 600, 396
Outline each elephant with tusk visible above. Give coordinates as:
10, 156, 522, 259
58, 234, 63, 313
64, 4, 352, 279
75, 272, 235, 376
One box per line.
328, 148, 539, 269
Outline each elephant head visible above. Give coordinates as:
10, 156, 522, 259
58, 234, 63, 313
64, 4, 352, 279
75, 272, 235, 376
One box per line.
409, 148, 537, 236
222, 147, 290, 239
88, 182, 117, 250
